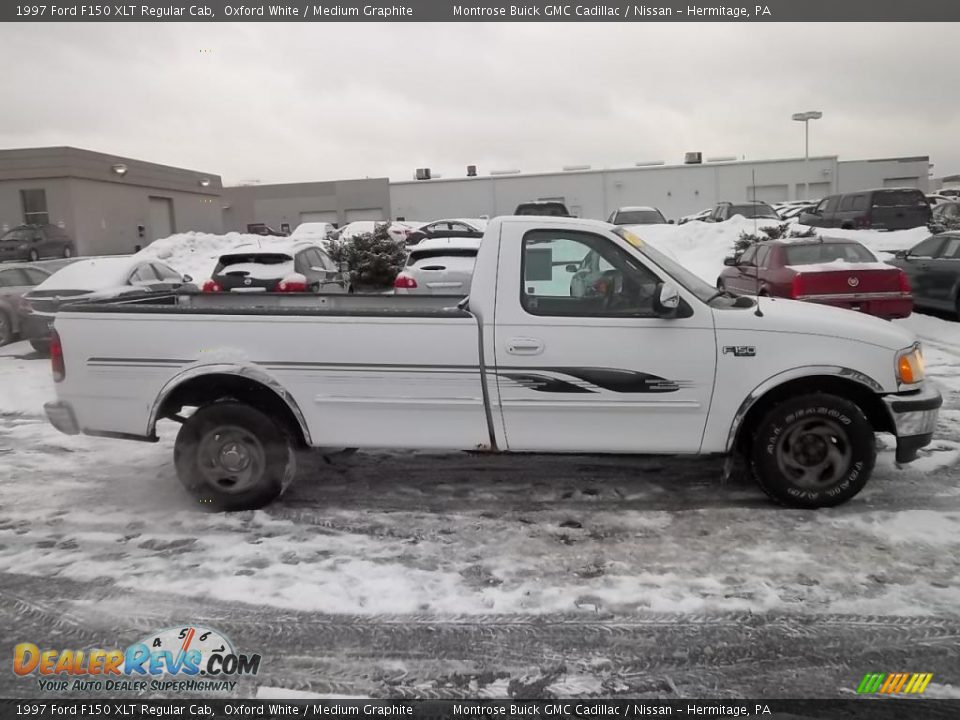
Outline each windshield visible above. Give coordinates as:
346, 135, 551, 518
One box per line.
613, 228, 720, 304
729, 203, 778, 219
785, 243, 876, 265
615, 210, 665, 225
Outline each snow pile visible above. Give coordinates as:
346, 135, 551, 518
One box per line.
625, 216, 782, 282
133, 231, 285, 282
627, 218, 932, 283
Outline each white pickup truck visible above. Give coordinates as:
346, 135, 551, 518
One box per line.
43, 217, 941, 511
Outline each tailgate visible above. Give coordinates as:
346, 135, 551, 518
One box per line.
409, 255, 476, 295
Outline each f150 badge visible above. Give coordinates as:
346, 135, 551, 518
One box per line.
723, 346, 756, 357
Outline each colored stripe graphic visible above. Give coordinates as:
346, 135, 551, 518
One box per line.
857, 672, 932, 694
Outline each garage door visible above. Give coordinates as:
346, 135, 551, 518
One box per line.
883, 177, 920, 189
148, 197, 175, 240
801, 182, 831, 200
746, 185, 788, 203
300, 211, 339, 224
345, 208, 385, 222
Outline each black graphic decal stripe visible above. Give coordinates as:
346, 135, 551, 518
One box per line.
498, 367, 686, 394
500, 373, 596, 394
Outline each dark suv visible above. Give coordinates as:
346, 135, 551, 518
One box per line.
798, 188, 931, 230
704, 201, 779, 222
0, 224, 76, 262
514, 201, 571, 217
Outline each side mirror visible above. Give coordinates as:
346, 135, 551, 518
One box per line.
668, 219, 675, 225
565, 264, 578, 273
182, 274, 193, 283
723, 256, 737, 266
653, 282, 681, 318
893, 250, 908, 259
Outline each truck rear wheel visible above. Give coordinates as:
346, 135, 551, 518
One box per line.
751, 393, 875, 508
174, 402, 296, 511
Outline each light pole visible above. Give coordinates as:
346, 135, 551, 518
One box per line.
792, 111, 822, 200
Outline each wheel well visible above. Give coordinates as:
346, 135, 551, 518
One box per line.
734, 375, 894, 453
156, 373, 308, 447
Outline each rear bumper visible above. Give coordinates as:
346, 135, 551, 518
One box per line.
882, 383, 942, 463
44, 400, 80, 436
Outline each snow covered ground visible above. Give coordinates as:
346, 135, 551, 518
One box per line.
1, 217, 958, 699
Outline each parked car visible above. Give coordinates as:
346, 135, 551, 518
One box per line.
888, 231, 960, 317
332, 220, 416, 245
777, 204, 817, 221
705, 201, 780, 223
514, 201, 571, 217
246, 223, 288, 237
930, 201, 960, 232
717, 238, 912, 320
44, 216, 940, 511
393, 237, 482, 295
203, 242, 350, 295
677, 208, 712, 225
404, 219, 486, 246
606, 207, 669, 225
798, 188, 931, 230
290, 222, 336, 242
927, 194, 954, 207
937, 188, 960, 199
19, 256, 194, 354
0, 224, 76, 263
0, 264, 52, 346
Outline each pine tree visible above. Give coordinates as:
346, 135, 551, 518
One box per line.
325, 223, 407, 288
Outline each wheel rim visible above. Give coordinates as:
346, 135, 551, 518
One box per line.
29, 251, 38, 261
0, 315, 10, 344
196, 424, 266, 494
64, 247, 72, 257
775, 417, 852, 489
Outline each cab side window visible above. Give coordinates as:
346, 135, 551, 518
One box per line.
910, 236, 943, 259
521, 230, 662, 317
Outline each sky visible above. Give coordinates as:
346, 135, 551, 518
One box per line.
0, 22, 955, 186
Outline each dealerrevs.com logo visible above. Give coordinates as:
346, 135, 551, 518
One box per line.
13, 625, 261, 693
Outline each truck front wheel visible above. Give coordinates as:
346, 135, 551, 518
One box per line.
174, 402, 295, 511
751, 393, 875, 508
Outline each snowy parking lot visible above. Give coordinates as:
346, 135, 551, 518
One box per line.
2, 220, 960, 700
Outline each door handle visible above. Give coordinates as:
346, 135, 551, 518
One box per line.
507, 337, 544, 355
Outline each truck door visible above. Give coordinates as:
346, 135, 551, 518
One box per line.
493, 225, 717, 453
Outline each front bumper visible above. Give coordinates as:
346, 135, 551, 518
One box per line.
44, 400, 80, 436
18, 312, 54, 341
883, 383, 942, 463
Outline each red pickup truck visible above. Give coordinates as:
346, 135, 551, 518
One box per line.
717, 238, 912, 320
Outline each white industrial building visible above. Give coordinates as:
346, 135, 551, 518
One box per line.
390, 155, 932, 222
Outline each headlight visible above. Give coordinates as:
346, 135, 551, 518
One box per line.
896, 343, 925, 385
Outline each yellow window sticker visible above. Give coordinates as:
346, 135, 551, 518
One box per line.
621, 230, 644, 249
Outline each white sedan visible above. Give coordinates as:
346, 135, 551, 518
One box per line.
393, 237, 482, 296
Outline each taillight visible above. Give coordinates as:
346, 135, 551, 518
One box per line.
201, 280, 221, 293
50, 329, 65, 383
898, 271, 912, 294
394, 274, 418, 289
275, 279, 308, 292
790, 274, 806, 299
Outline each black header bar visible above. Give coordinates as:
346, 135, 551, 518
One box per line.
3, 1, 960, 22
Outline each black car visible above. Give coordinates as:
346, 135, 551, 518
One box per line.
704, 201, 779, 223
514, 201, 571, 217
888, 231, 960, 316
203, 242, 350, 294
799, 188, 931, 230
404, 219, 485, 246
0, 264, 51, 346
0, 224, 76, 262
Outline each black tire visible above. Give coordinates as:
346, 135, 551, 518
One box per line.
751, 393, 875, 508
28, 249, 39, 262
174, 402, 295, 511
0, 311, 12, 347
29, 338, 50, 356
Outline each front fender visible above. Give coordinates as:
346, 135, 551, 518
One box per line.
724, 365, 884, 452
